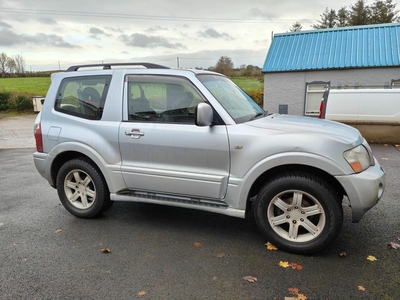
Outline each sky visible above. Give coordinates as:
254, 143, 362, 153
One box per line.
0, 0, 393, 71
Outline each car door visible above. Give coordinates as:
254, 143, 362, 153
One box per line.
118, 74, 230, 200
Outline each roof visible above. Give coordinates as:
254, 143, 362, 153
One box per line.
262, 23, 400, 73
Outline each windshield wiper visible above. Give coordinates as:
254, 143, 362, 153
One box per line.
249, 112, 265, 121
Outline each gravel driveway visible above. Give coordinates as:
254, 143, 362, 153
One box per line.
0, 113, 36, 149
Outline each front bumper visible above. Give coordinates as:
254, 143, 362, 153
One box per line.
335, 158, 386, 223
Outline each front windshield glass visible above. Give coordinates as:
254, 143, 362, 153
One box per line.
197, 74, 265, 123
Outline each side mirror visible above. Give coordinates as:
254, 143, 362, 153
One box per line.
195, 103, 213, 126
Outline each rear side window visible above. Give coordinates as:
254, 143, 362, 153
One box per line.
55, 75, 111, 120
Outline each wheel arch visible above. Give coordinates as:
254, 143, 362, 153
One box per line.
48, 143, 125, 193
51, 151, 94, 188
246, 164, 347, 215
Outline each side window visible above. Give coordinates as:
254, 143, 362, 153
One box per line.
55, 75, 111, 120
127, 75, 204, 124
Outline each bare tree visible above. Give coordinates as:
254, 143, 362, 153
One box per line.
6, 57, 16, 74
0, 53, 7, 77
14, 55, 25, 73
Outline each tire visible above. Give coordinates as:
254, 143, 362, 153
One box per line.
254, 172, 343, 254
56, 158, 112, 218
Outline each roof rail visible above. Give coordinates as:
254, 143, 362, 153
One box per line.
66, 62, 170, 72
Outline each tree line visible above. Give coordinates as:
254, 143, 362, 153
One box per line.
0, 52, 26, 77
290, 0, 399, 31
200, 56, 262, 77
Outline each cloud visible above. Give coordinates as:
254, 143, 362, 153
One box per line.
0, 28, 19, 46
119, 33, 186, 49
104, 26, 123, 33
26, 33, 79, 48
0, 20, 12, 28
198, 28, 233, 40
248, 8, 279, 19
0, 28, 79, 48
89, 27, 109, 39
145, 26, 168, 33
38, 17, 58, 25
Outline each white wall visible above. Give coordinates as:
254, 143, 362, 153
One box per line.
263, 67, 400, 116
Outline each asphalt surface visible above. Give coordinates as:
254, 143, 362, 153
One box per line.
0, 114, 399, 299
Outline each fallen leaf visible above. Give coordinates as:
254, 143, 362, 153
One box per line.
289, 263, 303, 270
265, 242, 278, 250
279, 261, 290, 268
339, 251, 347, 257
358, 286, 366, 291
101, 248, 111, 253
138, 291, 146, 297
388, 242, 400, 249
0, 222, 4, 226
212, 276, 217, 281
243, 276, 257, 283
216, 253, 225, 258
288, 287, 300, 295
55, 229, 62, 233
284, 297, 297, 300
193, 242, 201, 248
367, 255, 377, 261
297, 294, 308, 300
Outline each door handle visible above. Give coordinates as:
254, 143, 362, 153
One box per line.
125, 129, 145, 139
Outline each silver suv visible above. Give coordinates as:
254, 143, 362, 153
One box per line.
33, 63, 386, 254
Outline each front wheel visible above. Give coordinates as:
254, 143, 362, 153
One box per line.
56, 158, 112, 218
254, 172, 343, 254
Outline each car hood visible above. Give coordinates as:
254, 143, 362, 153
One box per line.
247, 113, 362, 145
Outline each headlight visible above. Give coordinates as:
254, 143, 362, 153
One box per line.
343, 145, 371, 173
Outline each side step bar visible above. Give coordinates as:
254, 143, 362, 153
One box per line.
110, 190, 245, 218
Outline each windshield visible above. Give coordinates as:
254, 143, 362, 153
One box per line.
197, 74, 265, 123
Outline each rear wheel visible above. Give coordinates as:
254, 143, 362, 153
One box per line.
254, 172, 343, 254
56, 158, 112, 218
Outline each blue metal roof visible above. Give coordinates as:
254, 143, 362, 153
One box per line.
262, 23, 400, 73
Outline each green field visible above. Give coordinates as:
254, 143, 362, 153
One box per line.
0, 77, 51, 95
230, 77, 263, 93
0, 76, 263, 96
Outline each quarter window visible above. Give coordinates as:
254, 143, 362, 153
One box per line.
55, 75, 111, 120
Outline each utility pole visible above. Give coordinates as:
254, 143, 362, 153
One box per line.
177, 57, 180, 69
58, 61, 61, 70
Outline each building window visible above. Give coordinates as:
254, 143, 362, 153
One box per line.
304, 82, 329, 116
391, 79, 400, 89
